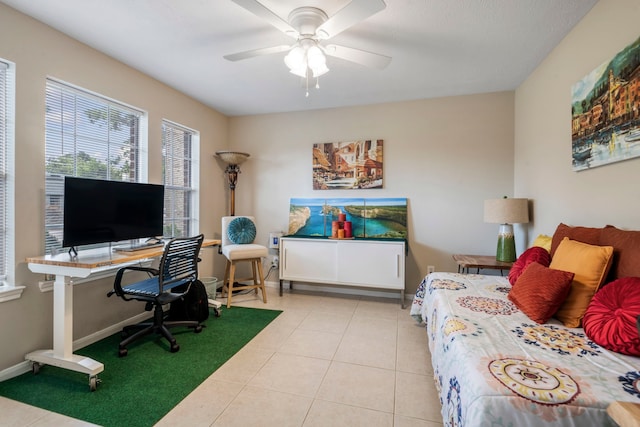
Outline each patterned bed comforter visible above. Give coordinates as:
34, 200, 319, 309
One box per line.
410, 272, 640, 427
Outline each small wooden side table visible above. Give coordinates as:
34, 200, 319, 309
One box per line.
453, 254, 513, 276
607, 401, 640, 427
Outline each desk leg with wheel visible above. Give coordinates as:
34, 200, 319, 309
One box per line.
25, 273, 103, 391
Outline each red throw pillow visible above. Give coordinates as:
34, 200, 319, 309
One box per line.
508, 246, 551, 286
508, 262, 574, 324
583, 277, 640, 356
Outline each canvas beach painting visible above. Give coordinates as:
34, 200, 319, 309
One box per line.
312, 140, 384, 189
571, 35, 640, 171
287, 197, 407, 239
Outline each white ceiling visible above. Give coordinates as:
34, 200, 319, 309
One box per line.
2, 0, 597, 116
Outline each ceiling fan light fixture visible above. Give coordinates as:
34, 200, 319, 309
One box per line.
284, 46, 305, 70
311, 63, 329, 78
307, 45, 323, 61
227, 1, 391, 94
284, 40, 329, 82
289, 67, 308, 78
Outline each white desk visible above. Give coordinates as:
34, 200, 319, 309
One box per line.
26, 239, 220, 391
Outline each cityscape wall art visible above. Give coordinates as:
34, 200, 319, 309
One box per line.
312, 140, 383, 189
571, 34, 640, 171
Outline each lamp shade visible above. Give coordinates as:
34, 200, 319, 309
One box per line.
215, 151, 250, 165
484, 198, 529, 224
215, 151, 250, 216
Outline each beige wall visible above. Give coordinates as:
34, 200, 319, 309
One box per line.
0, 4, 228, 370
229, 92, 516, 295
3, 0, 630, 375
515, 0, 640, 236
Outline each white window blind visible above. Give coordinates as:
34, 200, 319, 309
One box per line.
44, 80, 145, 254
162, 120, 197, 238
0, 60, 12, 280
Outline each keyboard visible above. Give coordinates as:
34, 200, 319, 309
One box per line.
114, 242, 164, 252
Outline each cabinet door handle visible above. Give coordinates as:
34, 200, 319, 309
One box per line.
283, 248, 287, 270
396, 254, 400, 277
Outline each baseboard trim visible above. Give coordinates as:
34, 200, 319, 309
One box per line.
73, 312, 150, 349
0, 312, 150, 382
221, 279, 410, 305
0, 361, 31, 382
277, 280, 408, 303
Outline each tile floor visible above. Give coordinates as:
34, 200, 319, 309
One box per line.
0, 287, 443, 427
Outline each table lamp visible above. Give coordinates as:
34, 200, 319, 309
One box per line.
215, 151, 250, 216
484, 197, 529, 262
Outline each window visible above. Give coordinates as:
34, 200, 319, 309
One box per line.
162, 120, 199, 237
44, 79, 147, 254
0, 59, 18, 300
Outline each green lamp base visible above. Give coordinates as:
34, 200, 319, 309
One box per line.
496, 224, 516, 262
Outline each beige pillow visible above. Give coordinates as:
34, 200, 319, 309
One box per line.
550, 237, 613, 328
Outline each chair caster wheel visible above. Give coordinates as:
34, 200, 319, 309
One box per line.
32, 362, 41, 375
170, 344, 180, 353
89, 376, 98, 392
118, 348, 128, 357
194, 325, 203, 333
214, 308, 221, 317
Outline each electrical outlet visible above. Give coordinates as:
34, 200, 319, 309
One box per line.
427, 265, 435, 274
271, 256, 279, 268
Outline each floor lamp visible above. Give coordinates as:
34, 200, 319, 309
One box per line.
484, 197, 529, 262
215, 151, 250, 216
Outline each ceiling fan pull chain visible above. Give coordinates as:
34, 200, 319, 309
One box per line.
315, 76, 320, 90
305, 70, 310, 97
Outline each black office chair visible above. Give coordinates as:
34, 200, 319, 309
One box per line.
108, 234, 205, 357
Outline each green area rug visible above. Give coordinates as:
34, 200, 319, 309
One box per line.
0, 307, 281, 427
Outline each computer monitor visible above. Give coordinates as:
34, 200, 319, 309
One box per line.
62, 176, 164, 248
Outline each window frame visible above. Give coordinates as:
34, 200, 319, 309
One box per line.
161, 119, 200, 238
0, 58, 21, 302
44, 78, 149, 255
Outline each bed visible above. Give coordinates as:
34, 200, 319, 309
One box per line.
410, 224, 640, 427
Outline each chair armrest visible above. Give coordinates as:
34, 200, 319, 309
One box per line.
108, 266, 160, 298
118, 266, 160, 276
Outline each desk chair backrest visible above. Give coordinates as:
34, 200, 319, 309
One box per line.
159, 234, 205, 293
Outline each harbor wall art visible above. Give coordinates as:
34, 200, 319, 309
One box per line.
571, 34, 640, 171
313, 140, 383, 189
288, 197, 407, 239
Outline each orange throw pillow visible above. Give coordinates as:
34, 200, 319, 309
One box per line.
550, 238, 614, 328
508, 262, 574, 323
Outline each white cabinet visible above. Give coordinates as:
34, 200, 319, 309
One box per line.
279, 237, 405, 306
280, 238, 337, 283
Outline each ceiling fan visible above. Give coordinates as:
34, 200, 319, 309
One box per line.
224, 0, 392, 92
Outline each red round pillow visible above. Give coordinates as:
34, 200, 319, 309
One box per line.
508, 246, 551, 286
583, 277, 640, 356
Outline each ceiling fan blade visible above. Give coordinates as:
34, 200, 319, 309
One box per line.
324, 44, 391, 69
231, 0, 298, 37
317, 0, 386, 39
224, 45, 291, 62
